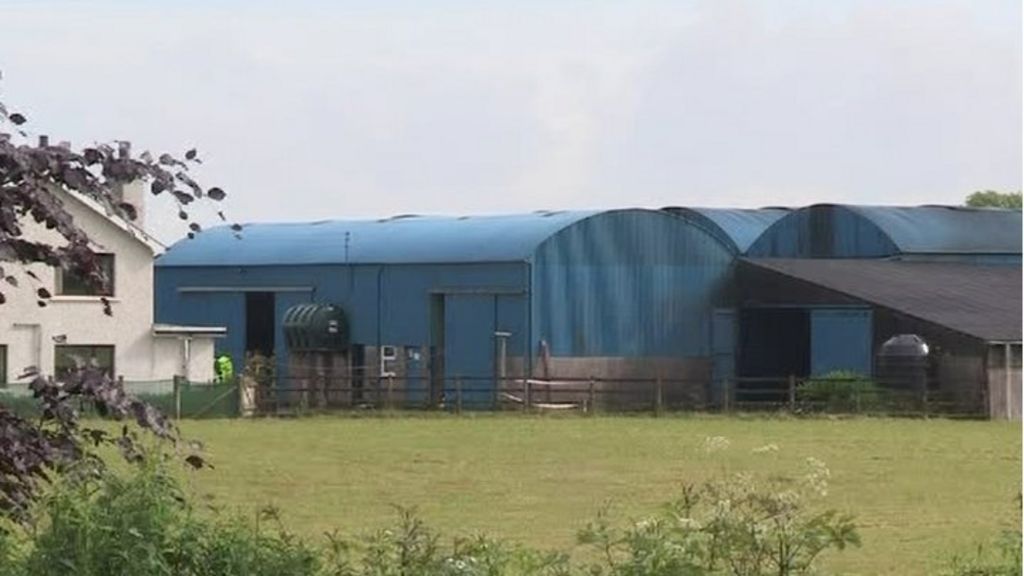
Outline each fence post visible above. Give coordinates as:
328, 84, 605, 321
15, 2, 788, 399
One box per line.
455, 377, 463, 415
723, 377, 731, 412
588, 377, 596, 415
523, 378, 531, 412
386, 376, 394, 411
172, 375, 184, 420
655, 377, 664, 417
788, 374, 797, 412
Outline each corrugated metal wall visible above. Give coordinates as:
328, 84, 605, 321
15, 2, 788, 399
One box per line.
155, 262, 530, 383
531, 210, 734, 359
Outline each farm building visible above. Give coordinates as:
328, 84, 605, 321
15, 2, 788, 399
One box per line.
153, 202, 1021, 418
154, 208, 782, 408
739, 204, 1022, 418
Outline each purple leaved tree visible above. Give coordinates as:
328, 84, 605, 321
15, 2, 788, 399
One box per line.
0, 85, 227, 519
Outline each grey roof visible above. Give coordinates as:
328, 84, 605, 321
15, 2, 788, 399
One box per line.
744, 258, 1022, 342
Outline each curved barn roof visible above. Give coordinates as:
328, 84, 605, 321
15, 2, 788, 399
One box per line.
662, 207, 790, 253
747, 204, 1022, 258
845, 205, 1021, 254
157, 210, 604, 267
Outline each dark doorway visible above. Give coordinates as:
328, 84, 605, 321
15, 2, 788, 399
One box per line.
738, 308, 810, 378
245, 292, 276, 358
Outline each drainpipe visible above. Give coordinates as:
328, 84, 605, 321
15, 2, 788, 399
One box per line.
182, 336, 192, 382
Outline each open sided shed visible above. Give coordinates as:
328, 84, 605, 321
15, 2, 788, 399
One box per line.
738, 259, 1022, 418
155, 209, 738, 407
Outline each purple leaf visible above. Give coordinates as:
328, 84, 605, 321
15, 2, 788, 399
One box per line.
207, 187, 226, 201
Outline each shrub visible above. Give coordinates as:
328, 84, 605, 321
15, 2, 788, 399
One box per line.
797, 371, 883, 413
577, 458, 860, 576
322, 507, 570, 576
13, 458, 321, 576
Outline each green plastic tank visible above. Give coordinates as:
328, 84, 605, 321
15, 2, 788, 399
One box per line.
282, 303, 349, 351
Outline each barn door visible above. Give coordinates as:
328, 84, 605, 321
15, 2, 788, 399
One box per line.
711, 308, 737, 406
810, 308, 872, 376
443, 294, 496, 408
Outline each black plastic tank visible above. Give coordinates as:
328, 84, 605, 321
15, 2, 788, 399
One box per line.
282, 303, 349, 351
876, 334, 930, 392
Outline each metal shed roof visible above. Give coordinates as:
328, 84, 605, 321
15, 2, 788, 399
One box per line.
744, 258, 1023, 342
156, 210, 602, 267
662, 207, 790, 253
846, 205, 1022, 254
750, 204, 1022, 256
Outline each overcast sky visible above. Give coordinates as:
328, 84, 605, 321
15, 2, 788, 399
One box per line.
2, 0, 1020, 243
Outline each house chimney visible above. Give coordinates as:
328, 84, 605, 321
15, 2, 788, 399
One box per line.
112, 141, 146, 227
38, 135, 49, 147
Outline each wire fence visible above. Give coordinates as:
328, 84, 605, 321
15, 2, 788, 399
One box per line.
0, 377, 239, 419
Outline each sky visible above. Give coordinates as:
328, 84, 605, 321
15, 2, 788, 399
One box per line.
1, 0, 1021, 244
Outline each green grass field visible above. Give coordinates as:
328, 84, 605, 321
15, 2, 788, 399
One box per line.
176, 415, 1020, 575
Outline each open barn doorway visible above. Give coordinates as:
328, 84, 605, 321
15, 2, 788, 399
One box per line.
738, 307, 810, 401
245, 292, 276, 358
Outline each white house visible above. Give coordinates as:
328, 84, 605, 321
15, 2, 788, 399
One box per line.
0, 180, 223, 387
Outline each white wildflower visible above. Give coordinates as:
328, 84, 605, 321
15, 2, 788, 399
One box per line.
703, 435, 731, 453
804, 457, 831, 497
752, 443, 779, 454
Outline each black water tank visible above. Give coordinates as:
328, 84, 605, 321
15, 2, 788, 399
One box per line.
283, 303, 349, 351
877, 334, 929, 392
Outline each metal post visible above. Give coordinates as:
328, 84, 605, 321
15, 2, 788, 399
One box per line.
655, 377, 664, 417
386, 376, 394, 411
788, 374, 796, 412
1005, 343, 1013, 420
588, 377, 596, 415
494, 331, 510, 410
723, 377, 731, 412
172, 375, 183, 420
523, 378, 531, 412
455, 376, 463, 415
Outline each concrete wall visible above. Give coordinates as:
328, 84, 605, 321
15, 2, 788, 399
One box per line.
0, 187, 217, 384
505, 355, 710, 410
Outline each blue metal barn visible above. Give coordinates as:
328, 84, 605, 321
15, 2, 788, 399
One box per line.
739, 204, 1022, 404
154, 208, 782, 406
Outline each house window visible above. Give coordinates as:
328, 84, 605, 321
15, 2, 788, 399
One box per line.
0, 345, 6, 387
56, 254, 115, 296
54, 345, 115, 380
